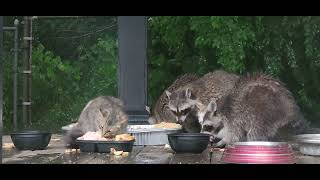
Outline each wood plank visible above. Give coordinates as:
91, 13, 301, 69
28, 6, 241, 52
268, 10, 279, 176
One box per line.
49, 151, 95, 164
170, 147, 211, 164
169, 147, 225, 164
4, 153, 61, 164
3, 147, 66, 164
296, 152, 320, 164
210, 150, 224, 164
2, 134, 66, 163
133, 146, 174, 164
86, 146, 144, 164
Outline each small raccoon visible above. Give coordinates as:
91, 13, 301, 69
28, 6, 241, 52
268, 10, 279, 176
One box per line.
149, 73, 200, 124
64, 96, 128, 147
166, 70, 240, 124
200, 73, 310, 148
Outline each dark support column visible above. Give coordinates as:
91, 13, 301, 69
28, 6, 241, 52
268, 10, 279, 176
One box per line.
118, 16, 149, 124
22, 16, 32, 127
0, 16, 3, 164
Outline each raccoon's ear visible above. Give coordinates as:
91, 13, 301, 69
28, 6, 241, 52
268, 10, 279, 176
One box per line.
99, 108, 110, 118
185, 88, 192, 99
165, 90, 172, 99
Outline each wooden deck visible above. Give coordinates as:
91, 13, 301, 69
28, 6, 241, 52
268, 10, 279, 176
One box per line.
2, 134, 320, 164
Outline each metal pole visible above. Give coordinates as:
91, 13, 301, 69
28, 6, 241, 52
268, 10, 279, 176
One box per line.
13, 19, 19, 131
31, 16, 87, 19
22, 16, 29, 128
0, 16, 4, 164
118, 16, 149, 124
28, 18, 32, 125
3, 25, 19, 130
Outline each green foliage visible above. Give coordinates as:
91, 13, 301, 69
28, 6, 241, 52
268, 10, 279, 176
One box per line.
2, 16, 320, 133
29, 34, 118, 132
148, 16, 320, 124
3, 21, 118, 132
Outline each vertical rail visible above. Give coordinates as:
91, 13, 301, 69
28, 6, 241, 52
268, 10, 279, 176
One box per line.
117, 16, 149, 124
28, 18, 32, 125
13, 19, 19, 130
0, 16, 4, 164
22, 16, 30, 127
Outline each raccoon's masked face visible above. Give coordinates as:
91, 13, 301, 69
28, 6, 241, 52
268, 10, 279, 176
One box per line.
200, 100, 225, 142
166, 88, 197, 124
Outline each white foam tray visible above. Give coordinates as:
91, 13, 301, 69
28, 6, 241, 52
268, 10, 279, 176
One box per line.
126, 125, 182, 146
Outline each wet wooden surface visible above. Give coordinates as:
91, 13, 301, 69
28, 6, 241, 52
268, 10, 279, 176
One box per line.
2, 134, 320, 164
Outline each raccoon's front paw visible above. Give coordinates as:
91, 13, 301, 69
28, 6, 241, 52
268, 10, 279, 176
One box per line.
103, 132, 114, 138
213, 139, 226, 148
210, 136, 222, 144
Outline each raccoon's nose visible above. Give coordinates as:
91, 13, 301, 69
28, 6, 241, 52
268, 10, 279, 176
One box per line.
175, 117, 180, 123
202, 125, 213, 132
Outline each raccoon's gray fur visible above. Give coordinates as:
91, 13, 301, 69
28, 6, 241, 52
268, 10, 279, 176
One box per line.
181, 109, 202, 133
201, 73, 310, 147
149, 73, 200, 124
64, 96, 128, 147
166, 70, 240, 124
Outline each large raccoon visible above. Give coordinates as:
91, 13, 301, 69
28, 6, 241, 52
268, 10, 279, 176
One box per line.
200, 73, 310, 148
149, 73, 200, 124
166, 70, 240, 125
64, 96, 128, 147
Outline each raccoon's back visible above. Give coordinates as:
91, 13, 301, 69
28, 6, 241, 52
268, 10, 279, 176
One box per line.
223, 73, 308, 135
152, 74, 200, 123
192, 70, 240, 106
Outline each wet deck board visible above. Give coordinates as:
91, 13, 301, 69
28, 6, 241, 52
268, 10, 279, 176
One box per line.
86, 146, 145, 164
170, 147, 211, 164
2, 134, 320, 164
133, 146, 174, 164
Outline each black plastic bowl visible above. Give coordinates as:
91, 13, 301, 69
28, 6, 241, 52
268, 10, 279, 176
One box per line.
168, 133, 210, 153
76, 139, 135, 153
10, 130, 52, 151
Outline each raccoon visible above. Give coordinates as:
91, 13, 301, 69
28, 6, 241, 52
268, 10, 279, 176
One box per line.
181, 109, 202, 133
166, 70, 240, 124
200, 73, 310, 148
149, 73, 200, 124
64, 96, 128, 147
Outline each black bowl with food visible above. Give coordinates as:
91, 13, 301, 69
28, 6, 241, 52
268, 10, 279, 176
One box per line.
76, 139, 135, 153
75, 133, 135, 153
168, 133, 210, 153
10, 130, 52, 151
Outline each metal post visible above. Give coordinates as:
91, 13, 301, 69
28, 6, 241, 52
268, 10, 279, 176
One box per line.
13, 19, 19, 131
28, 18, 32, 125
22, 16, 30, 127
118, 16, 149, 124
2, 25, 19, 130
0, 16, 4, 164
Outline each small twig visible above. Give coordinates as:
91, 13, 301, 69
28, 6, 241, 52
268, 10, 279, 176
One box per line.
52, 23, 117, 39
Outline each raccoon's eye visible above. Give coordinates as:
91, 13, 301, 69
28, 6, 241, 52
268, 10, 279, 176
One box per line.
202, 125, 213, 132
107, 119, 113, 125
171, 110, 179, 116
180, 108, 190, 115
213, 122, 224, 134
